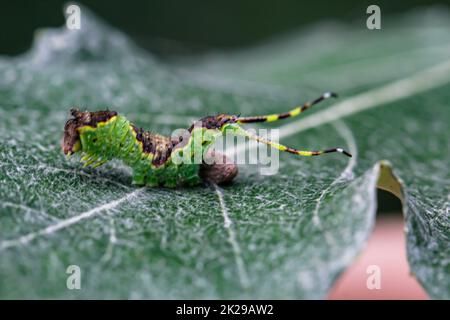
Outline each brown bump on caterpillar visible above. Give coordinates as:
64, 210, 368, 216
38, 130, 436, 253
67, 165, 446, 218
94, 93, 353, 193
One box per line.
199, 150, 238, 184
188, 114, 238, 132
132, 126, 173, 166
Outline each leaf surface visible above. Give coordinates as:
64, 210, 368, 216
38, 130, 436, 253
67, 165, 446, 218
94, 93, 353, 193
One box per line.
0, 7, 448, 298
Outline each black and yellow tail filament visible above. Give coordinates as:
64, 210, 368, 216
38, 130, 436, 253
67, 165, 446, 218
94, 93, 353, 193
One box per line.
235, 91, 352, 157
237, 91, 337, 123
240, 130, 352, 157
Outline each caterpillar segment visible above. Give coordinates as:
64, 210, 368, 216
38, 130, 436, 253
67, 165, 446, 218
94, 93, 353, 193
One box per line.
62, 92, 351, 187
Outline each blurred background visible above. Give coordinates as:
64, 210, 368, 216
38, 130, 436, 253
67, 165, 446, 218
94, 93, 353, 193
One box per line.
1, 0, 446, 57
1, 0, 440, 299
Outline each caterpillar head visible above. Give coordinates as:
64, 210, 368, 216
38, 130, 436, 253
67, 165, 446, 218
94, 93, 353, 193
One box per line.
61, 108, 117, 155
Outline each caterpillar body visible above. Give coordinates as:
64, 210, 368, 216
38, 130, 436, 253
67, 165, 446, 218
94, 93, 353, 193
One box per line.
61, 92, 351, 187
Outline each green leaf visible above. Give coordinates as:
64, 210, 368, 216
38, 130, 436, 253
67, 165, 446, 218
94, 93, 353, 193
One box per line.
0, 7, 448, 298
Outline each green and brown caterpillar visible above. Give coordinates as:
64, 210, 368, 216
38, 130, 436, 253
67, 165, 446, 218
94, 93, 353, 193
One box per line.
61, 92, 351, 187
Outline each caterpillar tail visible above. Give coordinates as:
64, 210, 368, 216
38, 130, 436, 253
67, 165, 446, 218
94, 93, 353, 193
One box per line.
230, 124, 352, 158
237, 92, 337, 124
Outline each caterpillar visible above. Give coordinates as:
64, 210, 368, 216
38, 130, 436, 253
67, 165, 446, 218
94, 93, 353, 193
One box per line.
61, 92, 351, 187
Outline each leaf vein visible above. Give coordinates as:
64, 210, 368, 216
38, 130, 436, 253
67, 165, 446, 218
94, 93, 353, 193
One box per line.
0, 188, 145, 252
212, 183, 250, 289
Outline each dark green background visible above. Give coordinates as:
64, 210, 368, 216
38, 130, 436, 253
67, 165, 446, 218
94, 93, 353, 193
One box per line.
2, 0, 440, 211
0, 0, 446, 57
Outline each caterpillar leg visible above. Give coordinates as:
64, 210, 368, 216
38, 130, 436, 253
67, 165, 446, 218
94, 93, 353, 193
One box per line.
199, 150, 238, 184
81, 153, 107, 168
237, 91, 337, 123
